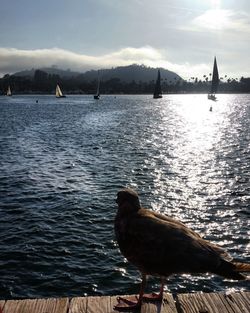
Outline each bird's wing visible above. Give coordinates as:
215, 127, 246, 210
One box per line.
151, 210, 203, 239
150, 210, 232, 261
125, 209, 232, 275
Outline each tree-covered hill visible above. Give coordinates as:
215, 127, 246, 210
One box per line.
1, 64, 250, 94
12, 64, 182, 83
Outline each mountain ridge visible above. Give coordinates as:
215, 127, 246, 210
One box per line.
13, 64, 182, 83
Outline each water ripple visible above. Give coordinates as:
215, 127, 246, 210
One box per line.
0, 94, 249, 299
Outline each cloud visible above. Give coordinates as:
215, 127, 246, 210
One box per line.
0, 46, 210, 79
0, 46, 165, 74
6, 46, 245, 80
0, 47, 97, 75
191, 9, 250, 33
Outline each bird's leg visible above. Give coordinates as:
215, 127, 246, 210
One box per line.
114, 273, 146, 311
142, 278, 165, 301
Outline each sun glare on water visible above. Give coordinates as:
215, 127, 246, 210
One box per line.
150, 95, 232, 216
175, 95, 224, 151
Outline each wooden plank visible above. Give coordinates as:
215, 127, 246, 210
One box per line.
176, 293, 204, 313
222, 292, 250, 313
0, 292, 249, 313
87, 296, 112, 313
176, 292, 236, 313
162, 293, 179, 313
69, 297, 87, 313
201, 293, 235, 313
0, 301, 5, 313
239, 291, 250, 308
2, 297, 69, 313
141, 293, 178, 313
140, 300, 158, 313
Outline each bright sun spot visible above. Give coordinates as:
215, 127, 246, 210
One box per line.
193, 9, 231, 30
211, 0, 220, 9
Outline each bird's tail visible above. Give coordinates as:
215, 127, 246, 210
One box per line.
215, 260, 250, 280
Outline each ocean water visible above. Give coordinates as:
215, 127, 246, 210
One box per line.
0, 94, 249, 300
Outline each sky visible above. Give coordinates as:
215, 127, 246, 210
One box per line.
0, 0, 250, 79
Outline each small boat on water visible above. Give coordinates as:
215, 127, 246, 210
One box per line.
56, 84, 66, 98
208, 57, 219, 102
94, 71, 101, 99
153, 69, 162, 99
6, 85, 12, 96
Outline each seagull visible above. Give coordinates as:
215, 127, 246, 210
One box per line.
114, 188, 250, 311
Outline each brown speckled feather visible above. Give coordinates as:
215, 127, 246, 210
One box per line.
116, 207, 228, 277
114, 189, 249, 280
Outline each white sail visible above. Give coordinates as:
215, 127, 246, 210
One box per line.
6, 86, 12, 96
56, 84, 65, 98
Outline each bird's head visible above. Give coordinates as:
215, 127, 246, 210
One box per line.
116, 188, 141, 214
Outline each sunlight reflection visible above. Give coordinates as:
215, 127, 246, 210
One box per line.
168, 95, 226, 201
150, 95, 233, 221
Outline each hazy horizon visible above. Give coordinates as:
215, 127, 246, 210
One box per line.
1, 0, 250, 79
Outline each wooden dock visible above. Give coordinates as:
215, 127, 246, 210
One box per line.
0, 291, 249, 313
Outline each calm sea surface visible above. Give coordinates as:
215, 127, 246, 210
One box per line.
0, 94, 249, 300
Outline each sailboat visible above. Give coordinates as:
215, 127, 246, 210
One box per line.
56, 84, 66, 98
153, 69, 162, 99
208, 57, 219, 101
94, 72, 100, 99
6, 85, 12, 96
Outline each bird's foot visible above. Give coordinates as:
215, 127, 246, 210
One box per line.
142, 292, 163, 302
114, 296, 141, 311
